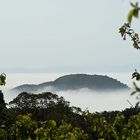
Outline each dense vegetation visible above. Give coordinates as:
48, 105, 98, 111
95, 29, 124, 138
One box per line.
0, 91, 140, 140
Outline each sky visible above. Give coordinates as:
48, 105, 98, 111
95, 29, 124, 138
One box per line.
0, 0, 140, 73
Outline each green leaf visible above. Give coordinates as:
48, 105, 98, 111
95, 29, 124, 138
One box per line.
119, 26, 126, 37
128, 9, 134, 23
130, 2, 136, 8
133, 9, 139, 18
49, 120, 56, 127
132, 70, 140, 80
131, 91, 137, 95
128, 2, 139, 23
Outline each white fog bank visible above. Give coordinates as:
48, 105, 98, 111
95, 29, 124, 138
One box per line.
56, 89, 136, 112
3, 88, 137, 112
1, 73, 138, 112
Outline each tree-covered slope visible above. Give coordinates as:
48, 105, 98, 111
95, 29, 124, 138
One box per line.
12, 74, 129, 93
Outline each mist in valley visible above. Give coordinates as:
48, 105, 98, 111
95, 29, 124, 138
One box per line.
1, 73, 137, 112
56, 89, 136, 112
3, 87, 136, 112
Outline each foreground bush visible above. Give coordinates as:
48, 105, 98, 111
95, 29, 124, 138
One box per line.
0, 92, 139, 139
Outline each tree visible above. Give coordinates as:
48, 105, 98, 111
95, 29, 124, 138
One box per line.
119, 2, 140, 106
0, 91, 5, 112
11, 114, 37, 140
0, 73, 6, 111
8, 92, 83, 126
0, 73, 6, 86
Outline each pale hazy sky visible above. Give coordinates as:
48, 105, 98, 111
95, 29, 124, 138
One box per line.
0, 0, 140, 73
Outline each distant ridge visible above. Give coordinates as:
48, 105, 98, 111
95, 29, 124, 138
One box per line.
12, 74, 130, 93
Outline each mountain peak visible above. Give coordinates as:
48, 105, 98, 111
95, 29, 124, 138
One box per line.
12, 74, 129, 93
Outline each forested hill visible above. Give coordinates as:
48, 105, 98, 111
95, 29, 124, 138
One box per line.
12, 74, 129, 93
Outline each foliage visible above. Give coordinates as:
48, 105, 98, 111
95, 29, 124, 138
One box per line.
11, 114, 37, 140
0, 128, 7, 140
0, 90, 5, 111
117, 2, 140, 139
9, 114, 88, 140
9, 92, 69, 109
0, 73, 6, 86
3, 108, 140, 140
127, 2, 140, 23
0, 91, 139, 139
0, 73, 6, 115
35, 120, 88, 140
121, 113, 140, 139
8, 92, 86, 128
83, 111, 118, 140
119, 2, 140, 49
119, 23, 140, 49
119, 1, 140, 104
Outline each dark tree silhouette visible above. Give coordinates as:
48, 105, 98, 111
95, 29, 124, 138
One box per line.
0, 90, 5, 112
